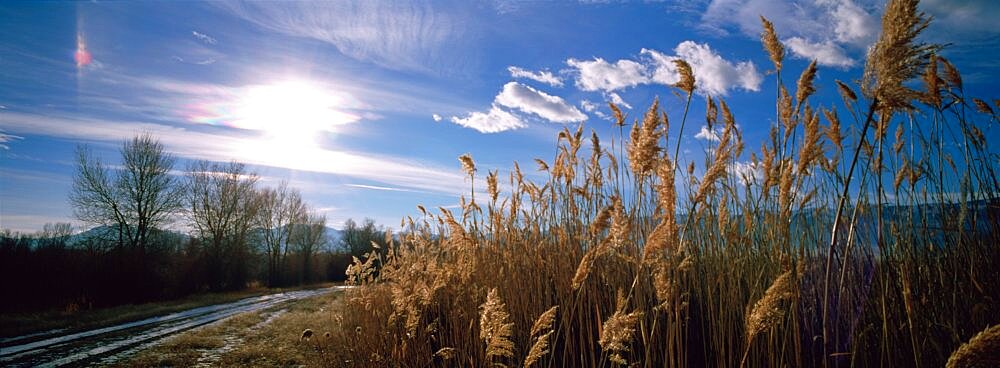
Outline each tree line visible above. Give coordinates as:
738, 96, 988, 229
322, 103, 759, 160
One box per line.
0, 134, 388, 312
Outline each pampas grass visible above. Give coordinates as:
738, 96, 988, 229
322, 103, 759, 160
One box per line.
326, 1, 999, 366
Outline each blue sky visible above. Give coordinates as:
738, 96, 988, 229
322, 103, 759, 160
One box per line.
1, 0, 997, 233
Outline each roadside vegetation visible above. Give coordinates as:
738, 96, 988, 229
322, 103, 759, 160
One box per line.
332, 0, 999, 366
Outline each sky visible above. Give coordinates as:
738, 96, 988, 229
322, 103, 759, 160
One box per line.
1, 0, 997, 233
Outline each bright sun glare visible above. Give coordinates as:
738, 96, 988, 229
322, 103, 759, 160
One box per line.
227, 80, 359, 167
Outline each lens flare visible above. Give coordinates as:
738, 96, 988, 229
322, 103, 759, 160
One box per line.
75, 34, 92, 68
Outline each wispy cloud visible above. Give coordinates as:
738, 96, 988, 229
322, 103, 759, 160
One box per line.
0, 131, 23, 149
495, 82, 586, 123
450, 105, 527, 133
507, 66, 564, 87
345, 183, 423, 193
217, 0, 476, 74
192, 31, 218, 45
432, 113, 443, 122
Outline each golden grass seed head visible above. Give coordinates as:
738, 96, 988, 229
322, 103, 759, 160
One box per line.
823, 108, 843, 152
609, 102, 626, 127
480, 288, 515, 360
894, 159, 909, 191
922, 53, 942, 108
529, 306, 559, 337
946, 324, 1000, 368
862, 0, 933, 111
779, 85, 794, 131
628, 99, 664, 178
706, 96, 718, 129
673, 59, 696, 95
760, 16, 784, 72
836, 80, 858, 104
487, 170, 499, 202
939, 56, 963, 91
571, 246, 598, 290
745, 268, 798, 341
894, 123, 905, 155
973, 98, 994, 115
599, 308, 644, 364
796, 110, 821, 176
459, 153, 476, 177
795, 60, 818, 108
534, 158, 549, 172
434, 347, 457, 360
523, 330, 553, 367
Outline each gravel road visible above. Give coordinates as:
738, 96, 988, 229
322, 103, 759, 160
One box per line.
0, 286, 350, 367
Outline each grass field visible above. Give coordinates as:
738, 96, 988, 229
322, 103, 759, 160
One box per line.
329, 1, 1000, 366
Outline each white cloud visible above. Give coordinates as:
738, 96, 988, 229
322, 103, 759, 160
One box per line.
695, 124, 722, 142
694, 122, 742, 143
606, 92, 631, 109
495, 82, 586, 123
644, 42, 762, 96
432, 113, 442, 122
784, 37, 855, 68
832, 2, 878, 47
562, 42, 763, 97
450, 105, 527, 133
728, 160, 763, 185
566, 57, 648, 92
508, 66, 564, 87
192, 31, 218, 45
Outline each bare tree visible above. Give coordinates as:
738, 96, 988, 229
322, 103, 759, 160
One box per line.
256, 182, 307, 286
186, 160, 261, 290
70, 134, 184, 250
290, 211, 326, 283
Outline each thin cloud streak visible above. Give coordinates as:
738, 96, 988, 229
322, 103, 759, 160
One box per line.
217, 0, 476, 74
0, 112, 469, 196
508, 66, 564, 87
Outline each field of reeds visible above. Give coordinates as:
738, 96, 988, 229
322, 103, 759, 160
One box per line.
329, 1, 999, 366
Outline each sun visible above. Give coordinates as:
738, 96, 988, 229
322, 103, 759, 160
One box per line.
224, 80, 359, 163
233, 80, 358, 142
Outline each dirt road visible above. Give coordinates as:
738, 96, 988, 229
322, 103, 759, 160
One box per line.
0, 286, 350, 367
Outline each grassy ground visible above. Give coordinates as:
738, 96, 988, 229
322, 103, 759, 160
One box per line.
0, 282, 335, 340
124, 288, 344, 367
